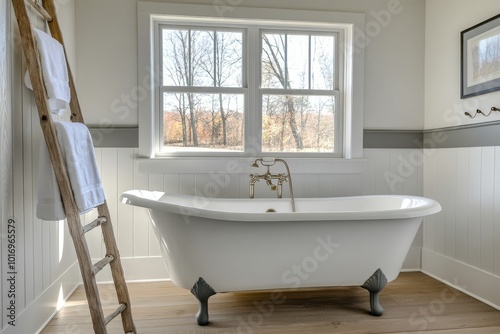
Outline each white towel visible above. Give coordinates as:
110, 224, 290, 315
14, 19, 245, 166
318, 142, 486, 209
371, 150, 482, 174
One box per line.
24, 28, 70, 116
37, 138, 66, 221
36, 122, 105, 221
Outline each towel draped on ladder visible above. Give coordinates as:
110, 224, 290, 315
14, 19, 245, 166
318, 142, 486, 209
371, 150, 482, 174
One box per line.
24, 28, 70, 115
36, 121, 105, 221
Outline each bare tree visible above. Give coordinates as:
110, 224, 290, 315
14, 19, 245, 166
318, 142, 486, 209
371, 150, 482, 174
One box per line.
163, 29, 202, 146
198, 31, 242, 146
313, 37, 335, 151
262, 34, 304, 150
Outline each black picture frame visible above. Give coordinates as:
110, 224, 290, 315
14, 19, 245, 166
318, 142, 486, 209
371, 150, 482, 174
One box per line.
461, 13, 500, 99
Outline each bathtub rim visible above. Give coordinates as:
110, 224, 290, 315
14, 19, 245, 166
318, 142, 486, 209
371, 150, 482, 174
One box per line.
120, 190, 441, 222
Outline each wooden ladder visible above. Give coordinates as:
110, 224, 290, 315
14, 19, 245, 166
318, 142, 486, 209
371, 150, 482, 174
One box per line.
12, 0, 137, 333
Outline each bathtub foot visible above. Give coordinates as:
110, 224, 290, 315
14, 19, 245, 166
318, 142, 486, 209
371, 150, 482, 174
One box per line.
191, 277, 217, 326
361, 268, 388, 316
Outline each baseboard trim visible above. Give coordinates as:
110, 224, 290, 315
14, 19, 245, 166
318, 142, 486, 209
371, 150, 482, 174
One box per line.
0, 262, 80, 334
422, 248, 500, 310
401, 246, 422, 271
35, 284, 80, 334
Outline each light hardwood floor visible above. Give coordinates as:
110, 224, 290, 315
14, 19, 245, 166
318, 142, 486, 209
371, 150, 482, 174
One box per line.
42, 272, 500, 333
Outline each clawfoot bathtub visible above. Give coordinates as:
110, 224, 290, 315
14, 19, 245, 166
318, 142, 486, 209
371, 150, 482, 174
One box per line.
120, 190, 441, 325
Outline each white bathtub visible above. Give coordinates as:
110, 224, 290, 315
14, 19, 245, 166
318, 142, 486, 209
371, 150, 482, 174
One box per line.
120, 190, 441, 324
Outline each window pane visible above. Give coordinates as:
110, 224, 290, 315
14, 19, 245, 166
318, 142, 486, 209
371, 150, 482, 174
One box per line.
261, 33, 286, 89
287, 34, 309, 89
163, 93, 244, 151
191, 30, 214, 87
216, 31, 243, 87
163, 29, 243, 88
162, 29, 189, 86
311, 35, 335, 90
262, 95, 335, 152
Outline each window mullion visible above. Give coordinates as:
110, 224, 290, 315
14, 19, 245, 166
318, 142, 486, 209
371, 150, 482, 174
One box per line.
246, 26, 260, 155
260, 88, 337, 96
160, 86, 246, 94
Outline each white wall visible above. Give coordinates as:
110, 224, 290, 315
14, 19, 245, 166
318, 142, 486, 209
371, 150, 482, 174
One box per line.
423, 0, 500, 309
75, 0, 426, 130
1, 1, 82, 334
424, 0, 500, 129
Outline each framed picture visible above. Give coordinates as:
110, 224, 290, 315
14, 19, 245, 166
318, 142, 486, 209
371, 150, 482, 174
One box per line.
461, 13, 500, 99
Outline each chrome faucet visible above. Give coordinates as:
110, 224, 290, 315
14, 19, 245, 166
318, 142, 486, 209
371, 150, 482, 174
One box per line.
249, 158, 296, 212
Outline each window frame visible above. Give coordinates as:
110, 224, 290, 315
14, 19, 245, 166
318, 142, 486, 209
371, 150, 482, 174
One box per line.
138, 2, 365, 171
157, 24, 248, 155
258, 28, 343, 156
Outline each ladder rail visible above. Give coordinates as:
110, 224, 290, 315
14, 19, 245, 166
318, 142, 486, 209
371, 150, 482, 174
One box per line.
12, 0, 137, 333
98, 203, 137, 332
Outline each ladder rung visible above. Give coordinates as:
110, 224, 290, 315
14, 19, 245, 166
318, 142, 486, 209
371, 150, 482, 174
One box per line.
105, 303, 127, 325
92, 255, 114, 275
82, 217, 107, 234
26, 0, 53, 21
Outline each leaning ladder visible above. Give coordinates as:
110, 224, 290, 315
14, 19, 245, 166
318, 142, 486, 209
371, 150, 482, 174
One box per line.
12, 0, 137, 333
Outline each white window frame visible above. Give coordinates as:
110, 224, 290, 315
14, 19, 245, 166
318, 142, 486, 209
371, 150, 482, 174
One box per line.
138, 2, 365, 173
258, 28, 343, 156
157, 24, 248, 155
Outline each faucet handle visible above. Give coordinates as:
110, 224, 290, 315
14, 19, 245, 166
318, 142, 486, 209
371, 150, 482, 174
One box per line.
249, 174, 260, 183
277, 173, 288, 183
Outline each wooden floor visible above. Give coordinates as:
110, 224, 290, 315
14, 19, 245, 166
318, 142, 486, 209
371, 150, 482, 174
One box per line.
42, 272, 500, 333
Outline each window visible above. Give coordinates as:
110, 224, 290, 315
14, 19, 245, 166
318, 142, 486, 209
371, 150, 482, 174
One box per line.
260, 32, 340, 153
158, 25, 341, 156
138, 3, 364, 163
160, 27, 245, 153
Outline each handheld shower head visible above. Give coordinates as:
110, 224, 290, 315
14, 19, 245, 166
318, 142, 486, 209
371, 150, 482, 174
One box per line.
250, 157, 276, 168
261, 157, 276, 166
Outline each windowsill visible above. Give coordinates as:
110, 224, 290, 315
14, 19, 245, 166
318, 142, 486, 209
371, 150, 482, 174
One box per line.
137, 156, 364, 174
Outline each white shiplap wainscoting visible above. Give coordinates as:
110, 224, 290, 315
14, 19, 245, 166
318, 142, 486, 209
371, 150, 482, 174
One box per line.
85, 147, 424, 285
423, 147, 500, 310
